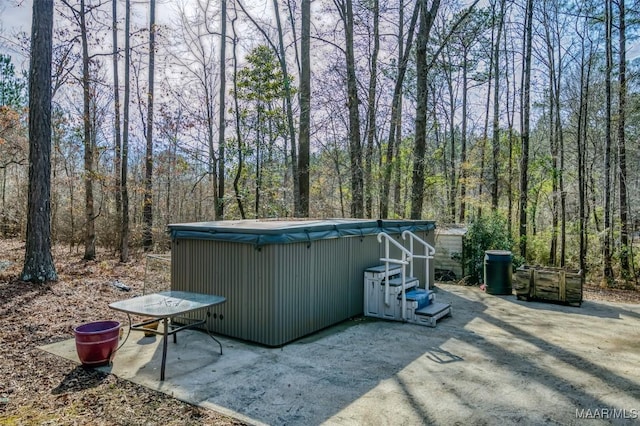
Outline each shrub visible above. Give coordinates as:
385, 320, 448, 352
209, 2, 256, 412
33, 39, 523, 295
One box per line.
463, 213, 518, 284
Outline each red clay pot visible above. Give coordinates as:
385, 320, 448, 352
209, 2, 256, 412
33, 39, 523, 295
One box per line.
73, 321, 121, 367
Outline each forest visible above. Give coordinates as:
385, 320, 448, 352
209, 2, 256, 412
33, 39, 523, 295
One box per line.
0, 0, 639, 285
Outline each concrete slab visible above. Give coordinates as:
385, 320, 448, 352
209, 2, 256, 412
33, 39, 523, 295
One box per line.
41, 284, 640, 425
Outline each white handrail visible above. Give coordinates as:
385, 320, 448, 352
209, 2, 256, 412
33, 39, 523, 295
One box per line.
377, 232, 412, 320
377, 232, 413, 257
402, 230, 435, 291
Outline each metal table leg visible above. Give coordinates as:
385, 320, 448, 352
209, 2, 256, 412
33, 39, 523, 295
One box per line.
204, 310, 223, 355
161, 317, 169, 381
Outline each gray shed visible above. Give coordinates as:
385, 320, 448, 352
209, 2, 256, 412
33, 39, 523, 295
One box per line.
168, 219, 435, 346
434, 225, 467, 281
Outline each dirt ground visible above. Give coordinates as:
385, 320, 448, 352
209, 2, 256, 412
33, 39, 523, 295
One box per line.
1, 238, 639, 425
0, 239, 243, 425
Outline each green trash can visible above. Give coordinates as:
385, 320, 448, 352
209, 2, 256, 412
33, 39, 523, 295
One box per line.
484, 250, 513, 295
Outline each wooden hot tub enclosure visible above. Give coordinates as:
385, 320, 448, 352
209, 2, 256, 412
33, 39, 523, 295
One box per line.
168, 219, 436, 346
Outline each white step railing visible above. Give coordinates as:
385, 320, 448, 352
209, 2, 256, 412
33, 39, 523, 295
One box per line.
377, 232, 412, 320
402, 230, 435, 291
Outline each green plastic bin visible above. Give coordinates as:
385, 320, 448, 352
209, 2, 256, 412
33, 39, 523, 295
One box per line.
484, 250, 513, 295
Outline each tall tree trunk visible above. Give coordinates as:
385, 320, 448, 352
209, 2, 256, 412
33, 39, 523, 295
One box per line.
504, 21, 516, 234
519, 0, 533, 259
477, 2, 496, 219
80, 0, 95, 261
392, 1, 405, 219
555, 14, 566, 268
143, 0, 156, 251
577, 16, 593, 279
271, 0, 299, 217
490, 0, 505, 212
409, 0, 475, 219
341, 0, 364, 218
231, 17, 246, 219
120, 0, 131, 263
298, 0, 310, 217
364, 0, 379, 219
217, 0, 227, 220
255, 107, 262, 217
410, 0, 440, 219
548, 81, 558, 266
112, 0, 122, 246
618, 0, 630, 277
603, 0, 614, 283
445, 48, 456, 222
543, 0, 560, 266
381, 1, 420, 218
459, 41, 469, 223
21, 0, 57, 283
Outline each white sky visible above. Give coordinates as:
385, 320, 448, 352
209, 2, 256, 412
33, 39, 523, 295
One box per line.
2, 0, 640, 70
0, 0, 32, 66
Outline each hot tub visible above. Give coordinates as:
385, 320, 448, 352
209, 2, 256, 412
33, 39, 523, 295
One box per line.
168, 219, 435, 346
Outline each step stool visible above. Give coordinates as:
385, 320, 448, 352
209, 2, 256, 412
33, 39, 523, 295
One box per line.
364, 265, 417, 319
413, 302, 452, 327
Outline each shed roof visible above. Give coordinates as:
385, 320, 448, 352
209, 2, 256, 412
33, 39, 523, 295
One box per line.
435, 225, 467, 237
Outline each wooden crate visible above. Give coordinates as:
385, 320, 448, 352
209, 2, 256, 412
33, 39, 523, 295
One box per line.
513, 266, 582, 306
513, 265, 534, 300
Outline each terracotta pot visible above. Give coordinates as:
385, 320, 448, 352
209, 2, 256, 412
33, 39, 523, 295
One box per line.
73, 321, 121, 367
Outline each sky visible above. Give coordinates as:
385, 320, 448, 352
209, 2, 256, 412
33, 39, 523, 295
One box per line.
0, 0, 31, 70
2, 0, 640, 71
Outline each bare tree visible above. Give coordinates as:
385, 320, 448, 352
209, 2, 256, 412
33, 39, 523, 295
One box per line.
21, 0, 58, 283
59, 0, 98, 259
542, 0, 562, 266
381, 1, 420, 219
410, 0, 440, 219
490, 0, 505, 212
297, 0, 311, 217
233, 0, 302, 216
217, 0, 227, 220
519, 0, 533, 259
230, 14, 246, 219
333, 0, 364, 218
392, 0, 407, 219
142, 0, 156, 251
80, 0, 96, 260
120, 0, 131, 262
364, 0, 379, 218
503, 10, 516, 233
575, 8, 594, 280
112, 0, 122, 244
603, 0, 613, 282
618, 0, 630, 278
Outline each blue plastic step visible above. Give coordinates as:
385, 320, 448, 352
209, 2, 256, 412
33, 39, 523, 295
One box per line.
398, 288, 432, 309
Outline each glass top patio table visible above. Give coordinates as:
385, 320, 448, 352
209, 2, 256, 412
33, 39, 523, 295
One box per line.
109, 291, 226, 318
109, 291, 226, 381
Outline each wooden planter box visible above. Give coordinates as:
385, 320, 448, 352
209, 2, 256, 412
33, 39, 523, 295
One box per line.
514, 266, 582, 306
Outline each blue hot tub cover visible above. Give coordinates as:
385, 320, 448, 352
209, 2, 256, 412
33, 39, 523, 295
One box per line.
168, 219, 435, 248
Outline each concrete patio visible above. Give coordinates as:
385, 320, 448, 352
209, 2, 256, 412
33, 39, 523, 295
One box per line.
41, 284, 640, 425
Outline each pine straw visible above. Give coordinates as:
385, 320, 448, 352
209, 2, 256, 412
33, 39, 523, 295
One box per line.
0, 239, 243, 426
